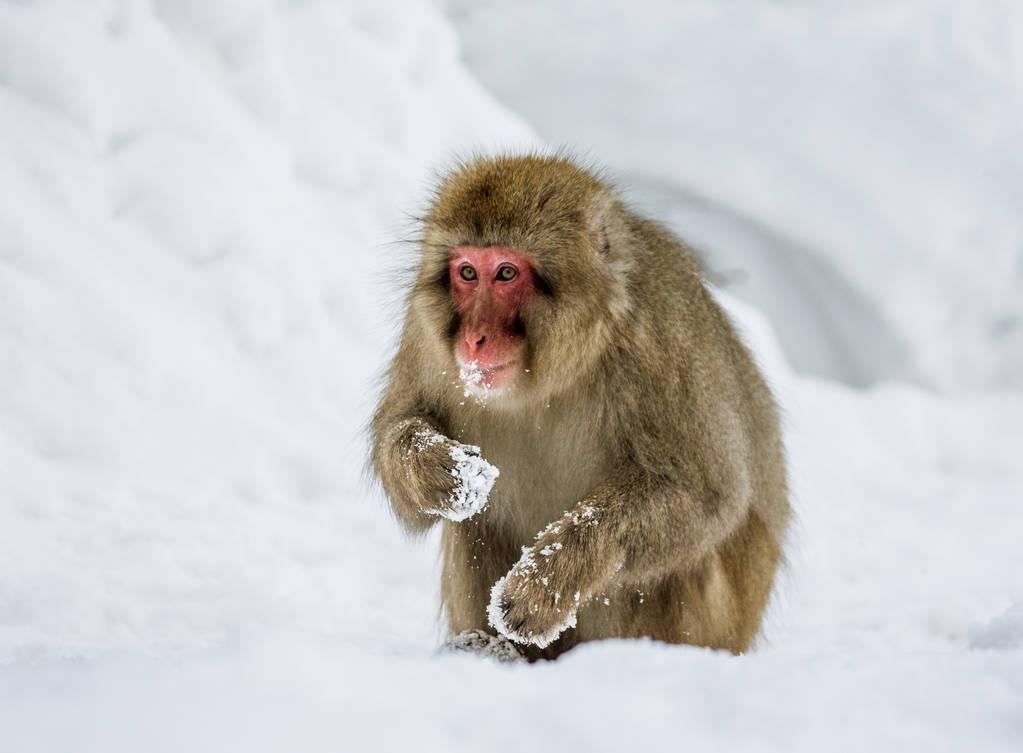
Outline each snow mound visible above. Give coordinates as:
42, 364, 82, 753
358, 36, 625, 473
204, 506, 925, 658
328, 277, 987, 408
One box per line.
0, 0, 534, 661
970, 603, 1023, 651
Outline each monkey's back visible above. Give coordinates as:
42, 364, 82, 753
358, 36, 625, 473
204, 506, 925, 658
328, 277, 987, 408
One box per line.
568, 212, 789, 652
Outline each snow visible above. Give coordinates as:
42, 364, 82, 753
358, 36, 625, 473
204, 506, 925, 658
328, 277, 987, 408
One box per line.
970, 603, 1023, 652
457, 358, 489, 401
0, 2, 1021, 752
434, 442, 499, 522
410, 428, 499, 522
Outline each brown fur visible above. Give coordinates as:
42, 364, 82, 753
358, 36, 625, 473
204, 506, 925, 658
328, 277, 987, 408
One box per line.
371, 154, 789, 660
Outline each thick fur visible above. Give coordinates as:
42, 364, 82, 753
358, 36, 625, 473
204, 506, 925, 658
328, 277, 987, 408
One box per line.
371, 155, 789, 660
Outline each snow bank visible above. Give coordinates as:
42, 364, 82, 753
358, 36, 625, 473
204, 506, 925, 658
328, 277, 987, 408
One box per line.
970, 603, 1023, 652
449, 0, 1023, 391
0, 0, 533, 659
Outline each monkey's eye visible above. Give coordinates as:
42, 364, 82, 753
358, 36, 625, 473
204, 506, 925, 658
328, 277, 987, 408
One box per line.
459, 265, 477, 282
496, 265, 518, 282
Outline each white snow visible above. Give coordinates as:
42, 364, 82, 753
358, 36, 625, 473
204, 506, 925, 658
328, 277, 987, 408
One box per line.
970, 603, 1023, 652
457, 358, 489, 401
411, 429, 500, 521
0, 2, 1021, 753
431, 442, 499, 522
410, 429, 446, 454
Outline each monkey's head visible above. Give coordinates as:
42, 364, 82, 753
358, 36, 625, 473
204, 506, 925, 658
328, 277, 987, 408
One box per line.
413, 155, 634, 407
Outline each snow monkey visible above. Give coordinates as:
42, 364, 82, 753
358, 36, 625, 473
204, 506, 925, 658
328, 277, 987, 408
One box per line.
371, 155, 789, 661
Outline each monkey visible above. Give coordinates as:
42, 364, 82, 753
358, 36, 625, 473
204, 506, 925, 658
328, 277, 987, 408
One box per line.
370, 154, 789, 661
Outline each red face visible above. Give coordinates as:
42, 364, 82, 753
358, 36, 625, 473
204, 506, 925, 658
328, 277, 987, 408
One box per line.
449, 245, 535, 391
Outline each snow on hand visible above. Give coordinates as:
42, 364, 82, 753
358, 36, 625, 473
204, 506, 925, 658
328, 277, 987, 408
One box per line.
439, 442, 500, 522
411, 430, 499, 521
488, 544, 578, 649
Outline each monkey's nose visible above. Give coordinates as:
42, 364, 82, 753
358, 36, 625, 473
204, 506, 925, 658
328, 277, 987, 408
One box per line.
465, 331, 487, 356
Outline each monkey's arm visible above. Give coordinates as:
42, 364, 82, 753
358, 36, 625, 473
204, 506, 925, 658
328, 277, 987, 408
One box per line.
371, 413, 499, 535
488, 467, 751, 647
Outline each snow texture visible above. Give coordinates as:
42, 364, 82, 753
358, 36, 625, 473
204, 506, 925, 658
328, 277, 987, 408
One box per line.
0, 2, 1021, 752
970, 603, 1023, 652
411, 429, 499, 521
459, 360, 485, 391
458, 359, 495, 404
430, 442, 499, 522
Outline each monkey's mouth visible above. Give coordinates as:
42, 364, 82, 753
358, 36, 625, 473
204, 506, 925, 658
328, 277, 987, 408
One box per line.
457, 357, 523, 393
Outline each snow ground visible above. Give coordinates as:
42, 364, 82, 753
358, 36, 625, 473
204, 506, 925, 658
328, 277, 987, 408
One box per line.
0, 2, 1021, 752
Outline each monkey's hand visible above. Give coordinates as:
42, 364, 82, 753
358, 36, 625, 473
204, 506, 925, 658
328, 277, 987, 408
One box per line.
402, 425, 499, 522
488, 505, 622, 648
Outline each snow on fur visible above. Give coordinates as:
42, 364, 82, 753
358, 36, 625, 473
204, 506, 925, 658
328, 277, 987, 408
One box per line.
488, 544, 579, 648
433, 442, 499, 522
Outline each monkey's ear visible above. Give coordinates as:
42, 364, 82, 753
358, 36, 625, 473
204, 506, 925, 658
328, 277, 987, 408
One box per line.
587, 190, 628, 262
587, 190, 633, 319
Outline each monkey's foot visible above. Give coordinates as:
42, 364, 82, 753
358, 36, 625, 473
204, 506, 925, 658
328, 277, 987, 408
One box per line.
443, 629, 524, 663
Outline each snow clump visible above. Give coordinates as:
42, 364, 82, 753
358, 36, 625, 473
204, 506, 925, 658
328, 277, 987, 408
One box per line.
426, 442, 499, 522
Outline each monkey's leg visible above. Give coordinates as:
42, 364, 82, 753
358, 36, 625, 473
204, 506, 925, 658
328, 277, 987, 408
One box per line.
440, 517, 520, 635
584, 516, 781, 654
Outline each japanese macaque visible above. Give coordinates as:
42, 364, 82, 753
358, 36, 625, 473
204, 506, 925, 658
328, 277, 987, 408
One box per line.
371, 155, 789, 661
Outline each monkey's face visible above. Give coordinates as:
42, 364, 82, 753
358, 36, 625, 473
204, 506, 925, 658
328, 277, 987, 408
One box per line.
448, 245, 535, 392
417, 155, 634, 407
